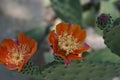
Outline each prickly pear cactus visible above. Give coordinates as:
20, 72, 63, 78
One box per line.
103, 24, 120, 56
51, 0, 82, 25
42, 61, 120, 80
96, 14, 120, 56
113, 17, 120, 26
87, 48, 120, 63
21, 61, 42, 79
96, 13, 113, 30
20, 48, 120, 80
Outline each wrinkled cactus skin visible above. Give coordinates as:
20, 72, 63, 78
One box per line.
42, 61, 120, 80
21, 59, 120, 80
96, 14, 120, 56
21, 61, 42, 79
103, 24, 120, 56
113, 17, 120, 26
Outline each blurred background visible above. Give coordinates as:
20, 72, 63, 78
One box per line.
0, 0, 120, 80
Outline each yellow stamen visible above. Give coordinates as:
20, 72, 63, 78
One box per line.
58, 32, 80, 55
6, 44, 30, 65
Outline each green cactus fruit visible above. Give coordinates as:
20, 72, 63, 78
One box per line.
103, 25, 120, 56
42, 61, 120, 80
51, 0, 82, 26
96, 13, 113, 30
21, 61, 42, 79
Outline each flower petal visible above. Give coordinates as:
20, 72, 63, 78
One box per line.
77, 30, 86, 42
48, 22, 90, 65
18, 33, 37, 55
55, 52, 71, 65
0, 39, 18, 69
0, 46, 18, 70
56, 22, 69, 35
74, 43, 90, 54
68, 54, 86, 60
5, 64, 18, 70
67, 24, 86, 42
18, 33, 31, 45
0, 39, 16, 51
48, 30, 56, 43
55, 52, 66, 60
64, 58, 71, 65
0, 33, 37, 72
68, 24, 81, 34
0, 46, 8, 64
18, 33, 37, 71
48, 30, 58, 53
18, 39, 37, 72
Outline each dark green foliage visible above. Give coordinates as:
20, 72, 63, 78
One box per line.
42, 61, 120, 80
51, 0, 82, 25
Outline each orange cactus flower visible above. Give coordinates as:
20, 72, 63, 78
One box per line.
0, 33, 37, 72
48, 22, 89, 65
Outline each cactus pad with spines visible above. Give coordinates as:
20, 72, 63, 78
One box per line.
96, 14, 120, 56
103, 25, 120, 56
113, 17, 120, 26
21, 61, 42, 79
51, 0, 82, 25
87, 48, 120, 63
42, 61, 120, 80
21, 48, 120, 80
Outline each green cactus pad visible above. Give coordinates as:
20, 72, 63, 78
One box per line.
113, 17, 120, 26
51, 0, 82, 25
87, 48, 120, 63
103, 25, 120, 56
21, 61, 42, 79
83, 8, 96, 27
42, 61, 120, 80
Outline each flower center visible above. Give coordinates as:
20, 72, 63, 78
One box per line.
12, 53, 20, 60
58, 32, 80, 55
6, 44, 30, 65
